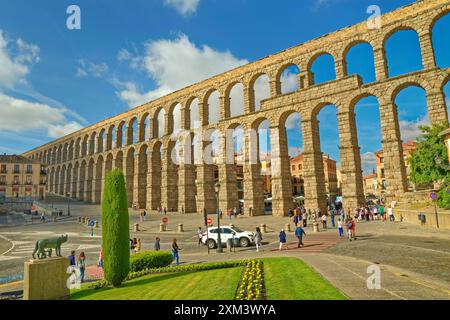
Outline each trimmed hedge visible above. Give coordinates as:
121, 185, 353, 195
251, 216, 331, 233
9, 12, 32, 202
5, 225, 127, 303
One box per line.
102, 169, 130, 287
130, 251, 174, 272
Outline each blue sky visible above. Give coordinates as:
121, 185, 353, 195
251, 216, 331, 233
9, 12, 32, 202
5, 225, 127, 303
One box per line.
0, 0, 449, 174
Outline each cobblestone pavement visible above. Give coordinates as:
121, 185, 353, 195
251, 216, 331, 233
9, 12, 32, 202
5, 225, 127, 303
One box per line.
1, 202, 450, 299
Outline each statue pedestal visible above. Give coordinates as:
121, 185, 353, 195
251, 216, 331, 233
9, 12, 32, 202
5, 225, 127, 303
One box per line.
23, 257, 70, 300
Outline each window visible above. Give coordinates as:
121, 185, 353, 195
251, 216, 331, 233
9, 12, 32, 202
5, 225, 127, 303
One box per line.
13, 176, 19, 184
0, 176, 5, 185
26, 165, 33, 173
14, 164, 20, 173
209, 228, 217, 234
26, 176, 32, 184
298, 164, 302, 170
292, 165, 295, 171
222, 228, 232, 234
381, 168, 385, 178
380, 157, 384, 164
0, 165, 6, 173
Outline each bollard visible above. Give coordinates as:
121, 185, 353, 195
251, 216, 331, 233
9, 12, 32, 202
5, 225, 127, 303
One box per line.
160, 223, 166, 232
82, 217, 86, 224
134, 223, 140, 232
53, 216, 57, 223
260, 223, 267, 233
285, 223, 291, 232
78, 217, 82, 223
95, 221, 99, 228
177, 224, 184, 232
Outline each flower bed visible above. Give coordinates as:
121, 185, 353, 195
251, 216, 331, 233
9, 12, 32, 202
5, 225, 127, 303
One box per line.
235, 259, 265, 300
87, 260, 248, 290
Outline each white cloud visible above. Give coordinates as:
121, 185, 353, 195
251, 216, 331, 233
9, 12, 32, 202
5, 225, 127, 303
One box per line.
164, 0, 200, 16
285, 112, 301, 130
116, 34, 248, 110
0, 30, 37, 89
76, 59, 109, 78
399, 114, 429, 143
0, 94, 82, 138
0, 30, 84, 142
289, 146, 303, 157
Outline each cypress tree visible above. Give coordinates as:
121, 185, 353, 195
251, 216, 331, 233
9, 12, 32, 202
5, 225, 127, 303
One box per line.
101, 169, 130, 287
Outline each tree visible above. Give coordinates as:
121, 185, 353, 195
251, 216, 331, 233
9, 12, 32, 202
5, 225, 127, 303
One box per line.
408, 124, 450, 209
102, 169, 130, 287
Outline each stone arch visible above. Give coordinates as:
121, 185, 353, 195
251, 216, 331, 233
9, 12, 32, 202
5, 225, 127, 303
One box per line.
383, 27, 423, 78
149, 140, 162, 210
78, 160, 87, 201
105, 152, 114, 177
187, 97, 200, 130
98, 129, 106, 153
66, 163, 73, 197
343, 40, 376, 83
125, 147, 135, 208
127, 117, 138, 146
431, 10, 450, 69
62, 143, 68, 162
115, 150, 124, 172
94, 155, 104, 204
276, 63, 300, 95
74, 138, 81, 159
225, 81, 245, 118
89, 132, 97, 155
136, 144, 148, 209
56, 145, 62, 164
250, 73, 271, 112
308, 51, 336, 85
68, 140, 74, 161
81, 135, 89, 157
204, 89, 221, 124
117, 121, 126, 148
139, 112, 150, 142
153, 107, 165, 138
60, 165, 66, 195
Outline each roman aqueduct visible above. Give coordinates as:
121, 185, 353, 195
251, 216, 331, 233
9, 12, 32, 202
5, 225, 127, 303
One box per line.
23, 0, 450, 216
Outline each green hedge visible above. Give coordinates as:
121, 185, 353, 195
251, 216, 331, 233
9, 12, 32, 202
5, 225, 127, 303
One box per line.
130, 251, 174, 272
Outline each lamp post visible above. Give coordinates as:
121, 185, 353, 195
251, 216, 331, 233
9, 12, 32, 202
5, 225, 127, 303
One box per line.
215, 182, 223, 253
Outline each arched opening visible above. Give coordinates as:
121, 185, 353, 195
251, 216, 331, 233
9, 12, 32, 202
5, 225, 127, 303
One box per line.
310, 53, 336, 84
189, 98, 200, 130
232, 125, 244, 205
117, 121, 126, 147
139, 113, 150, 142
394, 85, 429, 190
150, 142, 162, 210
79, 161, 86, 201
115, 150, 123, 172
253, 74, 270, 111
172, 103, 182, 135
94, 156, 103, 204
155, 108, 165, 138
353, 95, 383, 196
316, 105, 340, 202
126, 148, 135, 208
127, 118, 137, 146
66, 164, 72, 197
59, 165, 66, 195
432, 12, 450, 69
105, 153, 113, 177
137, 145, 148, 209
284, 112, 304, 200
279, 64, 300, 94
108, 125, 116, 150
385, 29, 423, 78
86, 159, 95, 203
98, 129, 106, 153
207, 90, 220, 124
229, 83, 245, 117
345, 42, 376, 83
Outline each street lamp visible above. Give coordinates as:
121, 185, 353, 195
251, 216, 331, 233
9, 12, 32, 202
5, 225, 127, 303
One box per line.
215, 182, 223, 253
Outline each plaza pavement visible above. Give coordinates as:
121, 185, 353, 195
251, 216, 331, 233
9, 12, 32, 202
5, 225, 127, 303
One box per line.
1, 201, 449, 300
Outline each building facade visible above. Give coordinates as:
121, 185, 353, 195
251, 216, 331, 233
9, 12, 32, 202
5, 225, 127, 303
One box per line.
0, 155, 46, 200
363, 173, 379, 196
290, 153, 338, 198
22, 0, 450, 216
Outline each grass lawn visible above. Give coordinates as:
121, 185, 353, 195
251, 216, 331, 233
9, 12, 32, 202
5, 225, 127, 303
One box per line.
263, 257, 347, 300
70, 266, 243, 300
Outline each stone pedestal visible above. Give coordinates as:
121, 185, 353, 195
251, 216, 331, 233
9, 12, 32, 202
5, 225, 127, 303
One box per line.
177, 224, 184, 232
23, 257, 69, 300
260, 224, 267, 233
284, 223, 291, 232
160, 223, 166, 232
133, 223, 140, 232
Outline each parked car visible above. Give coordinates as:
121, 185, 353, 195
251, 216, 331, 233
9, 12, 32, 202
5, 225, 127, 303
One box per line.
201, 225, 255, 249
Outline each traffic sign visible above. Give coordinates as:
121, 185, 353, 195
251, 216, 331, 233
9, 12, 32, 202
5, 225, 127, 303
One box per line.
430, 192, 438, 201
207, 218, 213, 225
161, 216, 169, 224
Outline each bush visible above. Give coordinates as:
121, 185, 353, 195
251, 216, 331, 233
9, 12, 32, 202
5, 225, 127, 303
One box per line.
130, 251, 174, 272
102, 169, 130, 287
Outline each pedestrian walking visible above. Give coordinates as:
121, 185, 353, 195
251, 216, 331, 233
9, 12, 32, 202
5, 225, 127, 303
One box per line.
295, 225, 306, 248
68, 250, 76, 270
322, 214, 327, 229
143, 210, 147, 221
164, 207, 167, 215
278, 229, 288, 250
302, 211, 307, 227
388, 206, 394, 222
134, 239, 142, 253
330, 209, 335, 228
154, 237, 161, 251
233, 207, 238, 219
337, 219, 343, 237
255, 227, 263, 252
293, 214, 299, 227
77, 252, 86, 283
97, 247, 104, 269
40, 212, 45, 223
197, 227, 203, 246
172, 238, 181, 265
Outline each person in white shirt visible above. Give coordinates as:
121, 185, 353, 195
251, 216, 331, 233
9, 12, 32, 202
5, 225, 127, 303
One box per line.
322, 214, 327, 229
388, 206, 394, 222
337, 219, 343, 237
197, 227, 203, 246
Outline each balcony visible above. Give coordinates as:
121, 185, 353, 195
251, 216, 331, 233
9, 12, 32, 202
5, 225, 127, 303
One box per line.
0, 170, 6, 174
26, 170, 33, 174
25, 181, 33, 185
12, 181, 20, 185
13, 170, 20, 174
0, 181, 6, 185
